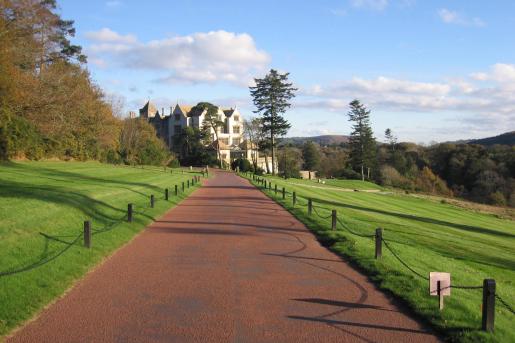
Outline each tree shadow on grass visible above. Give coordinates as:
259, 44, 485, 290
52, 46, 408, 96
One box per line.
312, 198, 514, 239
4, 162, 165, 196
0, 179, 126, 223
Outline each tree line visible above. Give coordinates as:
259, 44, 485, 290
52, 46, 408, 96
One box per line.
249, 100, 515, 207
0, 0, 172, 166
244, 81, 514, 207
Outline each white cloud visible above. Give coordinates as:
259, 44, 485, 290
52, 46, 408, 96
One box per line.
296, 64, 515, 137
350, 0, 389, 10
85, 29, 270, 86
438, 8, 485, 27
471, 63, 515, 84
85, 28, 137, 44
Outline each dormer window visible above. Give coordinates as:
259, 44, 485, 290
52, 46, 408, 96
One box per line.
234, 115, 240, 121
174, 114, 180, 121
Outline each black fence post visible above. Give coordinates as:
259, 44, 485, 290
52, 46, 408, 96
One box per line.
275, 184, 278, 194
308, 199, 312, 216
175, 184, 178, 196
331, 210, 337, 230
375, 228, 382, 259
84, 220, 91, 248
187, 180, 190, 188
182, 182, 185, 192
282, 187, 285, 199
269, 181, 271, 190
128, 204, 133, 223
165, 188, 169, 201
150, 194, 155, 208
482, 279, 496, 332
293, 192, 296, 207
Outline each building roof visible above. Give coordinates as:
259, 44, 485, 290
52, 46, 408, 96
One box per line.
223, 108, 236, 117
177, 105, 192, 115
139, 101, 158, 117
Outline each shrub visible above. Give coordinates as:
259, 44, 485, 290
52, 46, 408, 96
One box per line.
168, 159, 180, 168
380, 165, 414, 190
489, 191, 507, 206
231, 158, 252, 172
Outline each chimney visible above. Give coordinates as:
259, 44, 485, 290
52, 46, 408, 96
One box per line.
162, 107, 164, 116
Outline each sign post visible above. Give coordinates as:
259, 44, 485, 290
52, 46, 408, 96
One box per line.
429, 272, 451, 310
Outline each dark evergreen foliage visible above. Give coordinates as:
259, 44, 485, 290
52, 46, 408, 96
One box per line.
249, 69, 297, 175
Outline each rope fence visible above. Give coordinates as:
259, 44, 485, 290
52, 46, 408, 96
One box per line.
245, 173, 514, 332
0, 174, 204, 279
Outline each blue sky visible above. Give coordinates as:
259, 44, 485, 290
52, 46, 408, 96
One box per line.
59, 0, 515, 142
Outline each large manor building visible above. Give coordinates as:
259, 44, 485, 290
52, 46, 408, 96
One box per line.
139, 101, 269, 169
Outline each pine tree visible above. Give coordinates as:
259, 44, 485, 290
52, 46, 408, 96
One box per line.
384, 128, 397, 152
348, 99, 376, 181
249, 69, 297, 175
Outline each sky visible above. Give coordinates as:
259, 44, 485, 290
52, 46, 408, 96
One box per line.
59, 0, 515, 143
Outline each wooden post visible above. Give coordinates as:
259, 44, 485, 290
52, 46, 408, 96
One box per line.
127, 204, 133, 223
187, 180, 190, 188
308, 199, 312, 216
165, 188, 169, 201
282, 187, 285, 199
331, 210, 337, 230
182, 182, 185, 192
375, 228, 382, 259
437, 280, 444, 310
175, 185, 178, 196
269, 181, 271, 190
293, 192, 296, 207
275, 184, 278, 194
150, 194, 155, 208
84, 220, 91, 248
482, 279, 496, 332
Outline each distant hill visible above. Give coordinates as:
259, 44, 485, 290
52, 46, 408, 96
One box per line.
468, 131, 515, 146
279, 135, 350, 146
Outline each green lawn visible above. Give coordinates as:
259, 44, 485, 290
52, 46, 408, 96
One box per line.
0, 161, 202, 338
244, 174, 515, 343
294, 177, 385, 191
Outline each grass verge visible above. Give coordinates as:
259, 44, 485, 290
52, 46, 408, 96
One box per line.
242, 173, 515, 343
0, 161, 203, 338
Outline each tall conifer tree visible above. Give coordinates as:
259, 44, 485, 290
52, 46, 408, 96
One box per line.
249, 69, 297, 175
348, 99, 376, 181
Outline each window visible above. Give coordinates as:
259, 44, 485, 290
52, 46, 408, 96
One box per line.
233, 138, 240, 145
174, 114, 180, 121
233, 126, 240, 134
234, 115, 240, 121
174, 125, 181, 134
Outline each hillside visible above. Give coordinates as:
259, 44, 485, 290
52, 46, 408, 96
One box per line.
468, 131, 515, 146
280, 135, 350, 146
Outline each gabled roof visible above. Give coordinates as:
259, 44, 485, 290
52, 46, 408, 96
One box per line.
223, 108, 236, 117
177, 105, 192, 114
139, 101, 158, 117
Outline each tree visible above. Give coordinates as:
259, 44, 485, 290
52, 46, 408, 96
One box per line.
278, 147, 302, 179
249, 69, 297, 175
302, 141, 320, 171
348, 99, 376, 181
243, 117, 261, 170
192, 102, 224, 167
384, 128, 397, 151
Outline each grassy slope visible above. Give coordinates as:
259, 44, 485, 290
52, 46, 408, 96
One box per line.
244, 174, 514, 342
0, 161, 202, 337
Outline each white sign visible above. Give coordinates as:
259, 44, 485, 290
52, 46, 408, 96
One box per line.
429, 272, 451, 296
